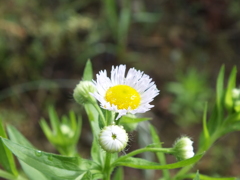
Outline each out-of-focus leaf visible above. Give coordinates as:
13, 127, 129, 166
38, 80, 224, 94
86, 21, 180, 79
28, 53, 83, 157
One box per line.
202, 102, 210, 150
83, 59, 93, 81
193, 171, 200, 180
181, 173, 236, 180
225, 66, 237, 113
215, 65, 225, 126
149, 124, 170, 178
0, 121, 18, 176
115, 153, 203, 169
7, 125, 49, 180
1, 138, 98, 179
85, 103, 105, 167
208, 65, 225, 133
120, 116, 150, 124
112, 167, 124, 180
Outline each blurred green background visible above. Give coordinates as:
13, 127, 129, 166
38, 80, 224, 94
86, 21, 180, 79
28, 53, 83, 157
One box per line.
0, 0, 240, 179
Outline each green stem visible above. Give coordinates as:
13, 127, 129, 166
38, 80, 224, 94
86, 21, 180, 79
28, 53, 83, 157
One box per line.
103, 152, 112, 180
113, 147, 173, 166
93, 103, 107, 126
155, 146, 170, 179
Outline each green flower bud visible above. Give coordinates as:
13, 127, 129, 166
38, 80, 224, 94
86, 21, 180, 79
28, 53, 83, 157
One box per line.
232, 88, 240, 112
73, 81, 96, 105
172, 136, 194, 161
232, 88, 240, 100
99, 125, 128, 153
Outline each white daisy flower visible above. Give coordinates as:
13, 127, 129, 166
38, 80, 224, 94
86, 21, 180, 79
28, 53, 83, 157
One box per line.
91, 65, 160, 119
99, 125, 128, 153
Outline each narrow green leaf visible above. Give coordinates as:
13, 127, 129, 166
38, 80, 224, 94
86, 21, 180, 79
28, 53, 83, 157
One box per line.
83, 59, 93, 81
1, 138, 95, 179
149, 124, 170, 179
202, 102, 210, 151
181, 173, 236, 180
120, 116, 150, 124
84, 104, 105, 166
48, 106, 62, 135
84, 104, 100, 137
225, 66, 237, 113
193, 171, 200, 180
0, 121, 18, 176
116, 153, 203, 169
215, 65, 225, 126
39, 119, 53, 142
0, 169, 25, 180
113, 167, 124, 180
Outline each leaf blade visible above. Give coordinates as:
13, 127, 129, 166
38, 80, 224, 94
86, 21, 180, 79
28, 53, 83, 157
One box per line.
116, 153, 203, 169
1, 138, 95, 179
0, 120, 18, 176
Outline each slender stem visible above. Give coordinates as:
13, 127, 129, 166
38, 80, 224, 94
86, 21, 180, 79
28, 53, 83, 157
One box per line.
156, 146, 170, 179
103, 152, 112, 180
113, 147, 173, 166
93, 103, 107, 126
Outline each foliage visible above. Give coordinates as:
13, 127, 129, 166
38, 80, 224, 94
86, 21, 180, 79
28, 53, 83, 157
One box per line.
166, 67, 212, 126
0, 61, 239, 180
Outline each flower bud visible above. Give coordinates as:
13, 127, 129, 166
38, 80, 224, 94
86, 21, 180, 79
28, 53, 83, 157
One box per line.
172, 136, 194, 161
231, 88, 240, 112
99, 125, 128, 153
232, 88, 240, 100
73, 81, 96, 105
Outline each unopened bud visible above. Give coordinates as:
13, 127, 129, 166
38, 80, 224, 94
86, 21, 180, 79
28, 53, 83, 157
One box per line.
73, 81, 96, 105
99, 125, 128, 153
172, 136, 194, 161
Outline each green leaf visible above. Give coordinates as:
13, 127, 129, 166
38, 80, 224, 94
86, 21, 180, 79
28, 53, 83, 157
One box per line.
113, 167, 124, 180
120, 116, 150, 124
181, 173, 236, 180
48, 106, 62, 136
202, 102, 210, 150
84, 104, 100, 137
7, 125, 49, 179
115, 153, 203, 169
1, 138, 97, 179
215, 65, 225, 126
82, 171, 92, 180
7, 125, 34, 148
83, 59, 93, 81
193, 171, 200, 180
0, 169, 24, 180
20, 161, 49, 180
0, 120, 18, 176
84, 103, 105, 167
149, 124, 170, 179
91, 137, 105, 166
225, 66, 237, 113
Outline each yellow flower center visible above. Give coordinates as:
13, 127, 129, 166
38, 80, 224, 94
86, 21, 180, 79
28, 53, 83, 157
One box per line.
105, 85, 141, 110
